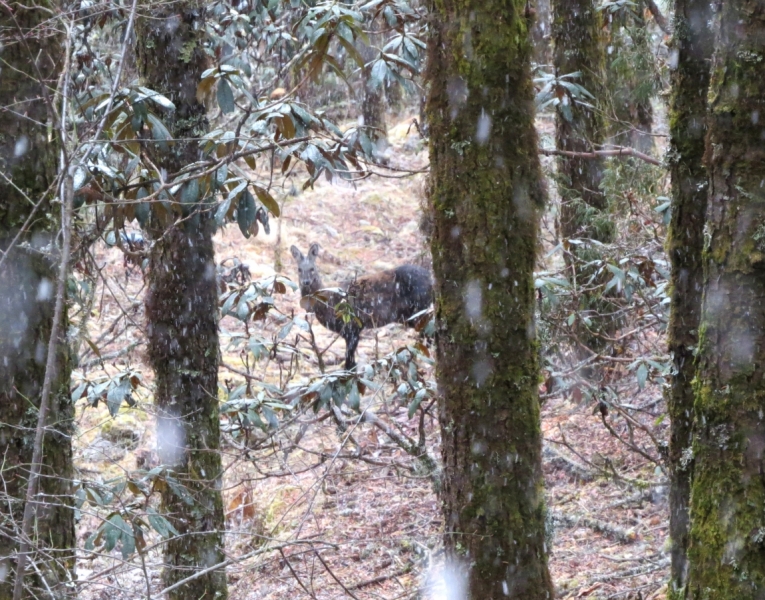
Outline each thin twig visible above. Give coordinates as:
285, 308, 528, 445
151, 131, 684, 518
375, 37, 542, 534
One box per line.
157, 540, 335, 597
86, 0, 140, 151
313, 550, 362, 600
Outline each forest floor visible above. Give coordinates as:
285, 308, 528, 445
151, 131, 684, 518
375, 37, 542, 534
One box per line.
72, 112, 670, 600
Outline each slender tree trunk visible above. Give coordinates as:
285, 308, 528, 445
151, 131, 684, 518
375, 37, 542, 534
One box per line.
665, 0, 713, 596
685, 0, 765, 596
385, 77, 404, 115
531, 0, 552, 67
552, 0, 609, 240
552, 0, 615, 360
0, 4, 75, 598
604, 0, 656, 153
136, 5, 228, 599
358, 33, 388, 146
425, 1, 554, 597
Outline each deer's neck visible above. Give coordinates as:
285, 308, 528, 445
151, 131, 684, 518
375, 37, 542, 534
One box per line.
303, 276, 345, 333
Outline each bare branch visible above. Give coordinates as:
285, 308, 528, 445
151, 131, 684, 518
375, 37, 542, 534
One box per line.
540, 145, 662, 166
644, 0, 670, 35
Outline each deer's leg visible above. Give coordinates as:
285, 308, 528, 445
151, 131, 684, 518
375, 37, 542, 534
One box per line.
344, 327, 361, 371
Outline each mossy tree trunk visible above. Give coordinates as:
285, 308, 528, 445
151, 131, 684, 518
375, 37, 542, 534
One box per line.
135, 5, 228, 599
665, 0, 713, 596
0, 3, 75, 598
425, 0, 554, 597
552, 0, 610, 241
685, 1, 765, 596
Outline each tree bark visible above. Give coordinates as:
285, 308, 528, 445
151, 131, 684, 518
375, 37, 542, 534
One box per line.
665, 0, 713, 596
136, 5, 228, 599
552, 0, 615, 360
685, 0, 765, 597
359, 35, 388, 146
604, 0, 656, 154
552, 0, 610, 241
531, 0, 552, 67
0, 3, 75, 598
425, 1, 554, 597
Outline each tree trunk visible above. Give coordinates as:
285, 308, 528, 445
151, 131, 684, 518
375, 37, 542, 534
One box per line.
0, 3, 75, 598
358, 35, 388, 146
665, 0, 713, 596
604, 1, 656, 154
552, 0, 614, 360
685, 0, 765, 596
425, 1, 554, 597
531, 0, 552, 67
136, 5, 228, 599
552, 0, 610, 240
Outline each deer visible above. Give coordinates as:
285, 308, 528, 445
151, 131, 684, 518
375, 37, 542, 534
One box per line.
290, 243, 433, 370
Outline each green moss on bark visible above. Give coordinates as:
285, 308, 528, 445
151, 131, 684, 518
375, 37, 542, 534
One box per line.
145, 223, 226, 600
665, 1, 714, 597
685, 1, 765, 597
425, 0, 554, 597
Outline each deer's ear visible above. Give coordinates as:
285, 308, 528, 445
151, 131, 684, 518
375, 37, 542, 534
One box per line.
290, 245, 302, 261
308, 243, 320, 258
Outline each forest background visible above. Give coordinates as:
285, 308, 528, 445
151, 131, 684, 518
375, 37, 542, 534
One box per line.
0, 0, 756, 598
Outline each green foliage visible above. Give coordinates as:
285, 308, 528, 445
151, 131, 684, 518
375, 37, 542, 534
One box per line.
601, 156, 665, 211
69, 0, 428, 246
537, 152, 671, 398
216, 270, 436, 438
72, 370, 144, 417
76, 472, 193, 561
535, 70, 596, 120
600, 0, 667, 147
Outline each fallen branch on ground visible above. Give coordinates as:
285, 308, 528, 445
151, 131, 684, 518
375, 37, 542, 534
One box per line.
552, 510, 636, 544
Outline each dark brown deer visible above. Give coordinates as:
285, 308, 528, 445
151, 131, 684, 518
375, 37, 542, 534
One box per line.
290, 243, 432, 370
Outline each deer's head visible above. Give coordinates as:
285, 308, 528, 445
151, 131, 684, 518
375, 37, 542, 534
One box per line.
290, 243, 322, 296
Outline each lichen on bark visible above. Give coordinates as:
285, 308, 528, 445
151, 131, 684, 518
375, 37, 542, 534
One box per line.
685, 1, 765, 597
425, 0, 554, 597
665, 0, 713, 596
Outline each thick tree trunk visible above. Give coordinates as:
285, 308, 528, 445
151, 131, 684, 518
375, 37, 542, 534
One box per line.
0, 4, 75, 599
136, 5, 228, 599
665, 0, 713, 596
685, 0, 765, 596
425, 1, 554, 598
552, 0, 609, 240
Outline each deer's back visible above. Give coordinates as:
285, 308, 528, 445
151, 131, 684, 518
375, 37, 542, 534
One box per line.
347, 265, 432, 329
